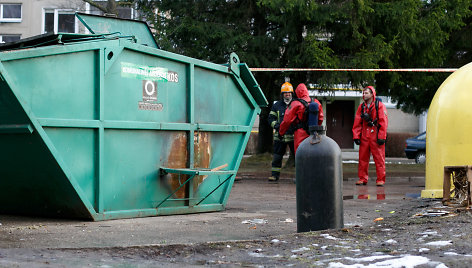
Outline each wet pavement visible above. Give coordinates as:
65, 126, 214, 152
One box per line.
0, 153, 432, 266
7, 170, 472, 267
6, 152, 471, 267
0, 175, 424, 250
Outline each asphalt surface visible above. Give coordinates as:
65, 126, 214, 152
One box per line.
0, 170, 423, 250
0, 153, 433, 267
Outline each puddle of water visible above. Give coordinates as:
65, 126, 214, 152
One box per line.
344, 186, 385, 200
343, 192, 421, 200
343, 194, 385, 200
405, 193, 421, 199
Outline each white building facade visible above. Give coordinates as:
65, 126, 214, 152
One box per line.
0, 0, 136, 43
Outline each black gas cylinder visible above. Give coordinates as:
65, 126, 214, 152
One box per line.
296, 125, 343, 232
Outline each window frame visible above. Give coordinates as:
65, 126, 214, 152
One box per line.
0, 3, 22, 23
42, 8, 78, 34
84, 1, 136, 19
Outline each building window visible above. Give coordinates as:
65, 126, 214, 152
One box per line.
87, 1, 135, 19
43, 9, 78, 34
0, 34, 21, 43
0, 4, 22, 22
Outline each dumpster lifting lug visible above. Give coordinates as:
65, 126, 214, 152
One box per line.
159, 168, 168, 177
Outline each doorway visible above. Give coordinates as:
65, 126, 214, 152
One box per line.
326, 100, 355, 148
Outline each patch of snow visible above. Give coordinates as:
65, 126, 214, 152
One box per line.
344, 222, 364, 227
291, 247, 310, 253
330, 255, 433, 268
373, 255, 431, 267
385, 239, 397, 244
248, 252, 282, 258
443, 252, 458, 256
344, 255, 394, 262
270, 239, 280, 244
321, 234, 338, 240
335, 245, 352, 249
418, 248, 430, 253
312, 243, 319, 247
425, 240, 452, 247
248, 252, 264, 258
241, 219, 267, 224
280, 218, 294, 223
418, 231, 437, 235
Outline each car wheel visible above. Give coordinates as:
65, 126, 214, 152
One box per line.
415, 152, 426, 164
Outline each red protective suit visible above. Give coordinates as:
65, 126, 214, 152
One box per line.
352, 87, 388, 184
279, 83, 324, 153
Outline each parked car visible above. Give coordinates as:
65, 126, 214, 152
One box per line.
405, 132, 426, 164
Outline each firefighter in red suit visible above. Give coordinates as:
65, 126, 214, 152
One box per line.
352, 86, 388, 186
279, 83, 324, 154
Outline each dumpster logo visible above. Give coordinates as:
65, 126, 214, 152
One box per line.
121, 62, 180, 111
139, 80, 163, 111
142, 80, 157, 101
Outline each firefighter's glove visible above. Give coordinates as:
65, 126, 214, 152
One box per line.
354, 139, 361, 145
377, 139, 386, 145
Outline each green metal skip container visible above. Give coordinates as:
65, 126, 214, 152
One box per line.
0, 13, 267, 221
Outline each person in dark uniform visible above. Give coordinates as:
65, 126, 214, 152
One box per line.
267, 82, 295, 182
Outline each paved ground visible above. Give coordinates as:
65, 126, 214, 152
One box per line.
0, 176, 423, 249
2, 155, 471, 267
0, 172, 428, 265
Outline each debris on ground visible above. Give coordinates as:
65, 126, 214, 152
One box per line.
412, 207, 461, 218
241, 219, 268, 224
280, 218, 294, 223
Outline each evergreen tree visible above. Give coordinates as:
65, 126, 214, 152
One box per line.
131, 0, 472, 152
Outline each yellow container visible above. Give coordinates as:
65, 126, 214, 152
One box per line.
422, 62, 472, 198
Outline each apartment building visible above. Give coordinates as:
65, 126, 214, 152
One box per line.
0, 0, 136, 43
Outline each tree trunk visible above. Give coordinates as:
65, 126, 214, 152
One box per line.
256, 73, 277, 154
106, 0, 117, 15
257, 106, 273, 154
